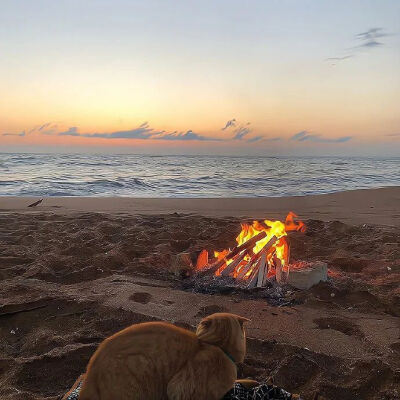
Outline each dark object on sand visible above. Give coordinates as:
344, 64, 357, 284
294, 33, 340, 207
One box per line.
223, 382, 300, 399
28, 198, 43, 207
61, 376, 300, 400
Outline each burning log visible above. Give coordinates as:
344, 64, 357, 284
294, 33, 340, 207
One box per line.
195, 249, 209, 270
247, 236, 281, 288
275, 257, 283, 283
236, 251, 262, 279
196, 258, 225, 277
247, 257, 262, 288
197, 231, 270, 276
196, 212, 306, 288
256, 251, 267, 287
236, 261, 252, 280
221, 250, 247, 277
225, 231, 267, 260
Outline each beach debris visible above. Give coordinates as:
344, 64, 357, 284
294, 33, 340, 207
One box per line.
27, 198, 43, 207
0, 303, 48, 317
171, 252, 193, 277
196, 212, 307, 288
286, 261, 328, 290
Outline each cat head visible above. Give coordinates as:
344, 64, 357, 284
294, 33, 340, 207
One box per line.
195, 313, 250, 363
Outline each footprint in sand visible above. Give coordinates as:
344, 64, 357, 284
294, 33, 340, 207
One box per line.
129, 292, 152, 304
313, 317, 364, 338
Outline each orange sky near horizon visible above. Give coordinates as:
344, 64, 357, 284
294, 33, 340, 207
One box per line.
0, 0, 399, 155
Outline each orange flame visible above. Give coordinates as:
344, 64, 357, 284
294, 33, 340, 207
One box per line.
206, 212, 305, 280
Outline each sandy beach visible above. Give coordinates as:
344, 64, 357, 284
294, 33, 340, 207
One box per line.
2, 186, 400, 226
0, 187, 399, 399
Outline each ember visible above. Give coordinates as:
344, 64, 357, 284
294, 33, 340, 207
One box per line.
196, 212, 306, 288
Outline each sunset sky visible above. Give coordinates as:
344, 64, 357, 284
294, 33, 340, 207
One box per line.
1, 0, 399, 155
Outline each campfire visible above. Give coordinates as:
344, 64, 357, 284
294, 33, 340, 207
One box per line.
195, 212, 307, 288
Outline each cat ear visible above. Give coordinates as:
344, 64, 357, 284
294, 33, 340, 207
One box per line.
237, 316, 251, 327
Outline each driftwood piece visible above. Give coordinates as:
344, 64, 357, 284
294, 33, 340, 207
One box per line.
0, 303, 48, 318
171, 252, 193, 277
221, 250, 247, 276
28, 198, 43, 207
256, 251, 267, 287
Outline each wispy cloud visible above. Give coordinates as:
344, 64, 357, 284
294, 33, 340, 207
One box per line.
223, 119, 266, 142
326, 55, 353, 62
2, 131, 25, 137
83, 123, 157, 140
153, 130, 221, 141
3, 120, 267, 143
359, 40, 383, 48
2, 120, 356, 146
326, 27, 389, 64
353, 27, 389, 51
59, 127, 80, 136
233, 126, 251, 140
56, 123, 220, 141
27, 122, 58, 135
221, 119, 236, 130
291, 130, 352, 143
38, 122, 52, 131
247, 135, 263, 143
356, 28, 388, 41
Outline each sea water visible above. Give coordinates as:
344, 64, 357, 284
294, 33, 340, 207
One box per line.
0, 153, 399, 197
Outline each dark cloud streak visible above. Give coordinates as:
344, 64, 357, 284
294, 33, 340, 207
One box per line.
291, 130, 352, 143
221, 119, 236, 130
57, 123, 220, 141
356, 28, 388, 41
326, 27, 388, 64
233, 127, 251, 140
59, 127, 80, 136
2, 131, 25, 137
154, 130, 221, 141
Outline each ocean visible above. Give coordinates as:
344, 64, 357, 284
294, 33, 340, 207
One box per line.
0, 153, 399, 197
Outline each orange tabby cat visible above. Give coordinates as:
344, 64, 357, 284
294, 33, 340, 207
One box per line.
78, 313, 249, 400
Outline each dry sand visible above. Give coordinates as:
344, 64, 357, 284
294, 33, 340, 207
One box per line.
2, 186, 400, 226
0, 187, 399, 399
